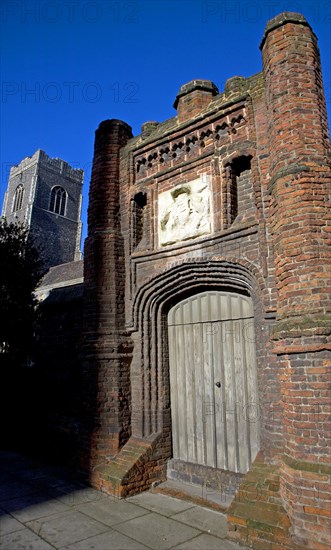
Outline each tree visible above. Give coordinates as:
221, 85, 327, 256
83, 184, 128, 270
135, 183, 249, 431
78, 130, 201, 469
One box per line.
0, 218, 44, 367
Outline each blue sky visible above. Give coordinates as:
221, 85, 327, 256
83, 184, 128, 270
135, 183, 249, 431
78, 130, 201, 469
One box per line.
1, 0, 330, 245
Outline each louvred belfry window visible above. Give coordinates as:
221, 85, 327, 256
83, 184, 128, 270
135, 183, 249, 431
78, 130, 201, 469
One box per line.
50, 186, 67, 216
13, 185, 24, 212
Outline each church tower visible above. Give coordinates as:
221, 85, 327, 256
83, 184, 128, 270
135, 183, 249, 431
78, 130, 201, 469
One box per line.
2, 150, 84, 270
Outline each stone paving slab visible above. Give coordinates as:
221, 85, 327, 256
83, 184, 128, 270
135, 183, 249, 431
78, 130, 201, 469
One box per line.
159, 478, 235, 508
26, 509, 109, 547
75, 497, 150, 526
12, 466, 62, 483
0, 479, 36, 502
32, 476, 86, 494
113, 511, 200, 550
0, 526, 55, 549
170, 505, 228, 538
49, 485, 108, 507
0, 513, 25, 535
173, 532, 247, 549
1, 492, 70, 522
62, 529, 150, 549
127, 491, 195, 517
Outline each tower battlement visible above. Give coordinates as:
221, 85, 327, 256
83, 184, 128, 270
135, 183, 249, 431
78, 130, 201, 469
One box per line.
9, 149, 84, 183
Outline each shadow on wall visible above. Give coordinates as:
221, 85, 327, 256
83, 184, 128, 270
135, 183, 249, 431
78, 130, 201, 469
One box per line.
0, 284, 89, 472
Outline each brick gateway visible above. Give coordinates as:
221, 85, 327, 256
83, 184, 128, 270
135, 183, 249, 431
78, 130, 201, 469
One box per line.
80, 13, 330, 549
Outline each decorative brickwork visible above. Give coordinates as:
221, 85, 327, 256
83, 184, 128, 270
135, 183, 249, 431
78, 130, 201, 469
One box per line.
82, 12, 330, 550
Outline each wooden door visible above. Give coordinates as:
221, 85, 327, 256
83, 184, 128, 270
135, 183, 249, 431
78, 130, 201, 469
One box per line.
168, 291, 259, 474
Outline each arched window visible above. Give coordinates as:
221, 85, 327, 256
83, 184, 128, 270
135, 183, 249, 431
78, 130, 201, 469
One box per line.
50, 186, 67, 216
13, 185, 24, 212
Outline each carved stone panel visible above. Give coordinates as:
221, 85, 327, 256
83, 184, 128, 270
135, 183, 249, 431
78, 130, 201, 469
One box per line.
158, 175, 211, 246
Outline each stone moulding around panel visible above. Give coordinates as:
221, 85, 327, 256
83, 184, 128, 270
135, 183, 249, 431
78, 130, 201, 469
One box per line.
158, 174, 212, 247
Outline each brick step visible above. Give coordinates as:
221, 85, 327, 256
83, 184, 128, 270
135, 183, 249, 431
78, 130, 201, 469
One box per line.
228, 501, 290, 530
227, 454, 302, 549
237, 491, 281, 501
90, 438, 153, 498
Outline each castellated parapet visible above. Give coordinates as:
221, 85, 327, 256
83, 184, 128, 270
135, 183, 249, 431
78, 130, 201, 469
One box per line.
8, 149, 83, 182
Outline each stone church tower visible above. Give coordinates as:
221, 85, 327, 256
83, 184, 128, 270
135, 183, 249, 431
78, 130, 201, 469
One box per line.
2, 149, 83, 270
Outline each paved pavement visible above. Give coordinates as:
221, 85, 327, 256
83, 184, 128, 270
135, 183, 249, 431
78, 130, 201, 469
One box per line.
0, 450, 249, 549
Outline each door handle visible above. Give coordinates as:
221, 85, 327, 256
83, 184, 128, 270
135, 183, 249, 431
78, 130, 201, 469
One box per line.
215, 381, 221, 388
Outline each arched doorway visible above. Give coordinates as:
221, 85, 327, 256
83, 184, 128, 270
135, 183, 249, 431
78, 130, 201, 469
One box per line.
168, 290, 259, 474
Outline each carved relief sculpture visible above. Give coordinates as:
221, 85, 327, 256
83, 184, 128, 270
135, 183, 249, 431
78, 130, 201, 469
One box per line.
158, 175, 211, 246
